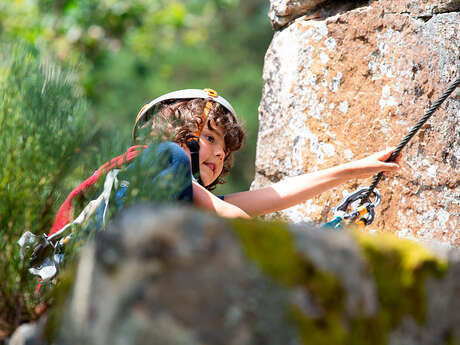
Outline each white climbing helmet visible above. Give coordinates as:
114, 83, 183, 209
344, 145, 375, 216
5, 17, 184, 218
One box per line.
132, 88, 236, 142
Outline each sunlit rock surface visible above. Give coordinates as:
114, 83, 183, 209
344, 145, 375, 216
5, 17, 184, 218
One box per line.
254, 0, 460, 245
17, 206, 460, 345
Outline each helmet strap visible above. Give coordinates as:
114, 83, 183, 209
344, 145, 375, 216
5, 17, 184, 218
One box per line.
185, 100, 213, 185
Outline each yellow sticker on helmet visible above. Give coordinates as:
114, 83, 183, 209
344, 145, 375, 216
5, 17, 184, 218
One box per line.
204, 88, 218, 98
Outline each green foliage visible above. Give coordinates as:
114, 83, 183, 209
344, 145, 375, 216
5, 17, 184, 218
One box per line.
0, 42, 95, 332
117, 145, 190, 205
0, 0, 272, 193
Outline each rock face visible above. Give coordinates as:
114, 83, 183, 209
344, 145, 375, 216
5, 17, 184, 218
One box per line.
268, 0, 327, 29
23, 206, 460, 345
254, 0, 460, 245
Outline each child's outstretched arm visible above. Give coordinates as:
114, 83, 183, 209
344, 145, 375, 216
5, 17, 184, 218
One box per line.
192, 181, 251, 219
223, 147, 402, 217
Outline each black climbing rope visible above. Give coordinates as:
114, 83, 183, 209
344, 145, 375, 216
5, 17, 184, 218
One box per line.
325, 75, 460, 229
360, 75, 460, 206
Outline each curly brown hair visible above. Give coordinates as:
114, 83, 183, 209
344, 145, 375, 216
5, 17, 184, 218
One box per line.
137, 98, 245, 191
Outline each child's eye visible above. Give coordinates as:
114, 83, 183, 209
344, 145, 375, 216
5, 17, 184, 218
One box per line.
206, 135, 215, 143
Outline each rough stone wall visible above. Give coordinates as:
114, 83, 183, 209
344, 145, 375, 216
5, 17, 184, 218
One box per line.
10, 206, 460, 345
254, 0, 460, 245
268, 0, 328, 29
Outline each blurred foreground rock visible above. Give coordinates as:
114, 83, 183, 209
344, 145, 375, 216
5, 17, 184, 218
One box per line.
255, 0, 460, 245
13, 205, 460, 345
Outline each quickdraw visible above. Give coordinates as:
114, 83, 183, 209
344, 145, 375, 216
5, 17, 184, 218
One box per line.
324, 75, 460, 229
324, 187, 381, 229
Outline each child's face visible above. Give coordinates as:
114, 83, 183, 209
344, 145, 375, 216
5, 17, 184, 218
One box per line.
182, 119, 226, 186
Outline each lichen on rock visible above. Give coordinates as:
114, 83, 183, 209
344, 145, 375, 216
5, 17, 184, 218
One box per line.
255, 0, 460, 245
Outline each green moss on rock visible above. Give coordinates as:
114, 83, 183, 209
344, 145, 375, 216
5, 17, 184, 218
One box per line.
231, 219, 449, 345
353, 230, 447, 343
446, 332, 459, 345
232, 219, 346, 344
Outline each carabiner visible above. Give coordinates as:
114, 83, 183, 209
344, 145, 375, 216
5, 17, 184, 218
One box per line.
332, 187, 381, 227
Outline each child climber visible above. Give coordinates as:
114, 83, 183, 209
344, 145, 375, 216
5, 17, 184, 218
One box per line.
26, 73, 458, 286
26, 87, 401, 284
130, 88, 402, 219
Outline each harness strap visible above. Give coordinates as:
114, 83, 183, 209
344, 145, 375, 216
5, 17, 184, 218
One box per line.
48, 145, 147, 236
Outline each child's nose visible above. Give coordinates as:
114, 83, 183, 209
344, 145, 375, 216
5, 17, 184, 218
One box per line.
215, 147, 224, 159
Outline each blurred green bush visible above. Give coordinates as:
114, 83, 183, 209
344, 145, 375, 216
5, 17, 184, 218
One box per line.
0, 42, 96, 333
0, 0, 272, 334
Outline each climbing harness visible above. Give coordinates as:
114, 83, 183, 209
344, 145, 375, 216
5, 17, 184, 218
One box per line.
49, 145, 147, 235
18, 144, 146, 284
325, 75, 460, 229
19, 170, 121, 282
132, 88, 236, 184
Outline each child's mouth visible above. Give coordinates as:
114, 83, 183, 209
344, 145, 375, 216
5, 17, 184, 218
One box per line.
203, 162, 215, 174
